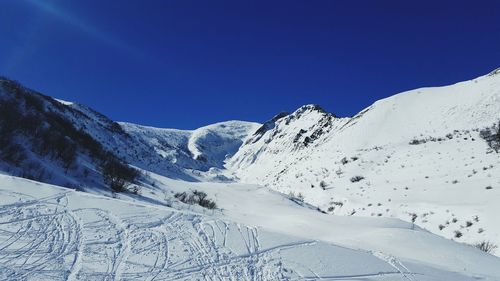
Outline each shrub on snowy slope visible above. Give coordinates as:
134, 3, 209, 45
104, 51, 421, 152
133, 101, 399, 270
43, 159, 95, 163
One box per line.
101, 157, 139, 192
174, 190, 217, 209
474, 241, 498, 254
480, 121, 500, 152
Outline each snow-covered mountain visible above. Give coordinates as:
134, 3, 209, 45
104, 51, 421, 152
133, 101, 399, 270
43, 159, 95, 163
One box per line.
0, 77, 134, 190
1, 69, 500, 280
120, 120, 259, 180
228, 68, 500, 254
0, 76, 258, 190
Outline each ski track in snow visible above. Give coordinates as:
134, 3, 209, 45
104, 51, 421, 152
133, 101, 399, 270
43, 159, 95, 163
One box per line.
0, 188, 414, 281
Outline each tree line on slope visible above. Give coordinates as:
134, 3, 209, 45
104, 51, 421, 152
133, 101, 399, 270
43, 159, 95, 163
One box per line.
0, 77, 138, 192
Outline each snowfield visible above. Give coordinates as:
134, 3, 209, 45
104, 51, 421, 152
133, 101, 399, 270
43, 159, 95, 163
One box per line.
1, 175, 500, 280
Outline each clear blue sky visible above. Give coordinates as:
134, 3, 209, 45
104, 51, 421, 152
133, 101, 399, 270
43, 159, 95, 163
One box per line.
1, 1, 499, 129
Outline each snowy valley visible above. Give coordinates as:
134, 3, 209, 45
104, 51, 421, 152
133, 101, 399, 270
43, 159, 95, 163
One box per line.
1, 68, 500, 280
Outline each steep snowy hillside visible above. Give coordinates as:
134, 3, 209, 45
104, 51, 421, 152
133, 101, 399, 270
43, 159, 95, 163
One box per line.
0, 77, 138, 191
0, 76, 259, 191
228, 69, 500, 254
2, 174, 500, 280
188, 121, 260, 168
120, 120, 259, 179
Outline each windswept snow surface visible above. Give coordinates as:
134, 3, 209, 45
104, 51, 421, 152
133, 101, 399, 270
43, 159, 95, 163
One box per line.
1, 174, 499, 280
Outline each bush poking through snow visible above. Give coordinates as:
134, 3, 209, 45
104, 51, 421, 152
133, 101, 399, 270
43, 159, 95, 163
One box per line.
410, 213, 418, 223
297, 193, 305, 201
101, 159, 139, 193
129, 185, 141, 195
350, 176, 364, 183
480, 122, 500, 152
409, 139, 425, 145
320, 180, 328, 189
474, 241, 498, 254
288, 192, 305, 204
174, 190, 217, 209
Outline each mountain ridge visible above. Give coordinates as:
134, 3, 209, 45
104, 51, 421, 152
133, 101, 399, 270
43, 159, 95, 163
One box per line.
227, 68, 500, 253
1, 69, 500, 279
1, 68, 500, 258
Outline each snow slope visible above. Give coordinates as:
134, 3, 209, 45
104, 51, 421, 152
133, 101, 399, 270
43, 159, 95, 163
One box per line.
227, 69, 500, 254
1, 174, 499, 280
120, 120, 259, 175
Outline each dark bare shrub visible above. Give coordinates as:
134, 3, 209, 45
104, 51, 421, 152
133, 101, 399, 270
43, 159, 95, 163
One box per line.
174, 190, 217, 209
474, 241, 498, 254
101, 158, 139, 192
350, 176, 364, 183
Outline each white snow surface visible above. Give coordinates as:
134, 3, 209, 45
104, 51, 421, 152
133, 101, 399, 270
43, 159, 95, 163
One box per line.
54, 98, 74, 106
1, 174, 499, 280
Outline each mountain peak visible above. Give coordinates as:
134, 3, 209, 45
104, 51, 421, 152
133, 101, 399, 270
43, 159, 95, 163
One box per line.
290, 104, 339, 121
295, 104, 326, 114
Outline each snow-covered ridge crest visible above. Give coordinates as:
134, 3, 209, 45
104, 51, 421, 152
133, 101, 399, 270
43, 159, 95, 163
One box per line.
244, 104, 341, 147
54, 98, 73, 106
487, 67, 500, 76
228, 103, 349, 171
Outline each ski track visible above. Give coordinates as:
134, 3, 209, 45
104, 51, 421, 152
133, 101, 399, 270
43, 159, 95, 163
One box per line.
0, 189, 413, 281
371, 251, 416, 281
